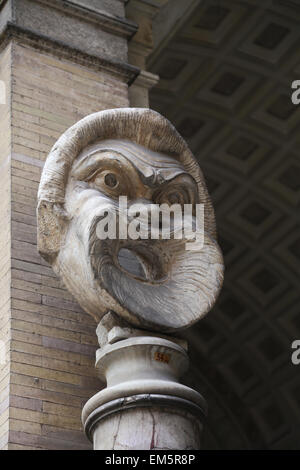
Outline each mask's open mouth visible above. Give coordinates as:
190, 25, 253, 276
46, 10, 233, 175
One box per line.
89, 224, 224, 331
116, 243, 167, 283
117, 248, 147, 280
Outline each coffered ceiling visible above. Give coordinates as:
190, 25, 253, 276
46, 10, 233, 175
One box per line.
148, 0, 300, 449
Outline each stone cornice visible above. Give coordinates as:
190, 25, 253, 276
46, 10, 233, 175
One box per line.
132, 69, 159, 90
36, 0, 138, 39
0, 23, 140, 85
0, 0, 138, 39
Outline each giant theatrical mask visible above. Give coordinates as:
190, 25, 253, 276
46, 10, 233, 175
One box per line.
37, 108, 224, 332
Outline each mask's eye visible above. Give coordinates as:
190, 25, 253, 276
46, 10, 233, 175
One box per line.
155, 187, 193, 207
87, 170, 124, 197
104, 172, 118, 189
154, 175, 198, 208
165, 191, 184, 205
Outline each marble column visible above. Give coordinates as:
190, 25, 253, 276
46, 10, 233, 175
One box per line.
82, 313, 207, 450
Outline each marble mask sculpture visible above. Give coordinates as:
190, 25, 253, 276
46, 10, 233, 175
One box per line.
37, 108, 224, 332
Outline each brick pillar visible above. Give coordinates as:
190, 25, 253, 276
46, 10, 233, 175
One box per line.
0, 0, 139, 450
126, 0, 164, 107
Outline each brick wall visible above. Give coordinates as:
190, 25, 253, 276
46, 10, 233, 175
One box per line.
0, 42, 12, 451
0, 39, 129, 450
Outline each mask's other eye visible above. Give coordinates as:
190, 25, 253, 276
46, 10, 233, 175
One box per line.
154, 175, 198, 208
155, 188, 188, 207
87, 170, 127, 198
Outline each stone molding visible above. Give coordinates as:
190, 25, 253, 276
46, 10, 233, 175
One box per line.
131, 69, 159, 89
84, 394, 207, 443
0, 23, 140, 84
32, 0, 138, 39
128, 69, 159, 106
82, 333, 207, 449
0, 0, 141, 83
0, 0, 138, 39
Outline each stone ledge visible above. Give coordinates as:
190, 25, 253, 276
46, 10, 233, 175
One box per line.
0, 0, 139, 64
0, 0, 137, 39
0, 23, 140, 85
36, 0, 138, 39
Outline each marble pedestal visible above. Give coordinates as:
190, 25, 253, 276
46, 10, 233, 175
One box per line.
82, 317, 207, 450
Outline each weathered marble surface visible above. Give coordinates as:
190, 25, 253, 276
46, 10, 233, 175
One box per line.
82, 323, 206, 450
93, 406, 202, 450
37, 108, 224, 332
96, 310, 188, 349
82, 334, 205, 417
37, 107, 223, 450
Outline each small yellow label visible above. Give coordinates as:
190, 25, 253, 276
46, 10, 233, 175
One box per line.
154, 352, 170, 364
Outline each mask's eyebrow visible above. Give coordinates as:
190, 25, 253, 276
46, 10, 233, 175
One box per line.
71, 149, 190, 187
71, 151, 136, 181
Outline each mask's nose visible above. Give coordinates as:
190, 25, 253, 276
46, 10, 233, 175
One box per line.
128, 197, 153, 222
127, 198, 164, 238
